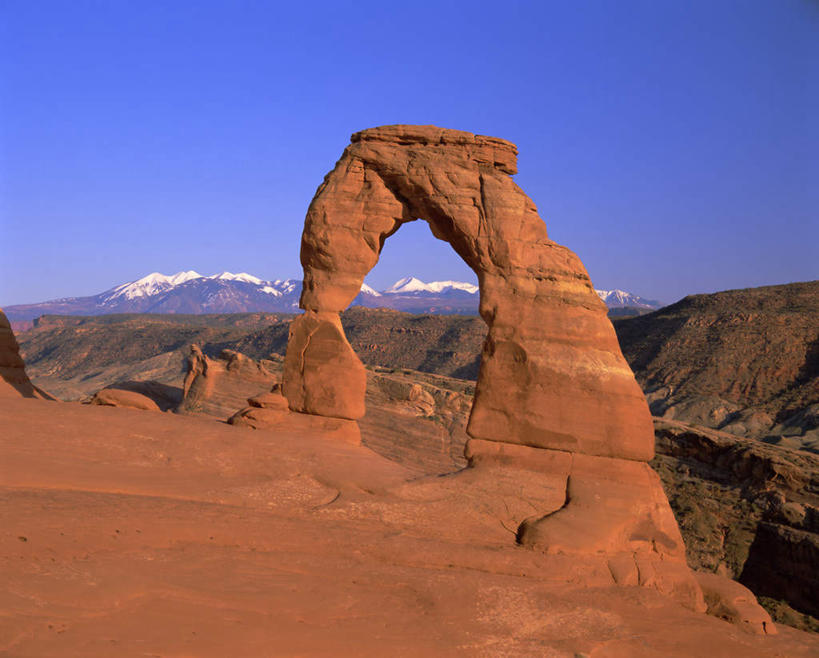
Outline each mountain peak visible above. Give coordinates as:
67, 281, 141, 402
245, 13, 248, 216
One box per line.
596, 289, 662, 309
384, 276, 479, 295
106, 270, 204, 301
385, 276, 426, 293
212, 272, 265, 285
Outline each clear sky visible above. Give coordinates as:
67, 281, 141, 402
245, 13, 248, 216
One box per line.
1, 0, 817, 306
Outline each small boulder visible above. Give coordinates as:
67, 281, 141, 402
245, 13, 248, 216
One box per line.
229, 405, 360, 445
696, 572, 777, 635
89, 388, 161, 412
248, 389, 289, 411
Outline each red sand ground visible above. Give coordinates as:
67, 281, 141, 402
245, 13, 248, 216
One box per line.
2, 397, 817, 657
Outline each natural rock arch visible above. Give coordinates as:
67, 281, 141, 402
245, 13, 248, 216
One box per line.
276, 126, 716, 607
282, 125, 653, 462
272, 125, 724, 612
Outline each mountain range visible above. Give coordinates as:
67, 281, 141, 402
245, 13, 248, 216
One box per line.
2, 271, 662, 328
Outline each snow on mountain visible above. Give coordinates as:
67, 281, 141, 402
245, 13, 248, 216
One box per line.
384, 276, 426, 293
105, 270, 204, 301
2, 269, 661, 325
384, 276, 479, 295
106, 271, 277, 302
595, 289, 662, 309
273, 279, 300, 295
213, 272, 266, 285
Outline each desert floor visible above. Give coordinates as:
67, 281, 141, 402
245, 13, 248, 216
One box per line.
2, 397, 817, 657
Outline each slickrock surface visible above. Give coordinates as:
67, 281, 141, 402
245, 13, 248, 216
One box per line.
358, 368, 473, 473
2, 397, 817, 656
87, 379, 183, 411
14, 304, 819, 629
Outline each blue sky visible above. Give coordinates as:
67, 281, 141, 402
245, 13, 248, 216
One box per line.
1, 0, 817, 306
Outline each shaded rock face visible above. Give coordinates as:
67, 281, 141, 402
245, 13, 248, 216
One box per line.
651, 417, 819, 627
0, 308, 40, 398
741, 519, 819, 620
285, 125, 653, 462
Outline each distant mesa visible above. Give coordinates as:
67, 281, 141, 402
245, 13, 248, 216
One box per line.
3, 269, 660, 329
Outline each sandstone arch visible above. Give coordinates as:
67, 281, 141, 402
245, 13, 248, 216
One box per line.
278, 126, 710, 607
283, 125, 653, 462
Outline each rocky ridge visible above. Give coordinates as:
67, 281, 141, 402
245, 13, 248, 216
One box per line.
615, 281, 819, 452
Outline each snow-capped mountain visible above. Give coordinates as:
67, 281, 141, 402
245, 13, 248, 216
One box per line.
104, 270, 205, 300
595, 289, 662, 309
359, 283, 382, 297
3, 271, 662, 326
4, 272, 304, 325
103, 271, 287, 302
384, 276, 479, 295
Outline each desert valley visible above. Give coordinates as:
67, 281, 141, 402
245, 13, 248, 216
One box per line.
1, 125, 818, 656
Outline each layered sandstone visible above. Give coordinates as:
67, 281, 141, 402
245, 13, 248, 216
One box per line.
178, 345, 279, 419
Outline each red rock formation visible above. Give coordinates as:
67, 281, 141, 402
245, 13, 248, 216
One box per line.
89, 388, 162, 411
697, 572, 777, 635
179, 345, 278, 419
287, 125, 652, 461
277, 125, 779, 627
282, 312, 366, 420
0, 308, 44, 398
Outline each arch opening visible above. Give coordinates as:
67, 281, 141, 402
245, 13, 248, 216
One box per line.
343, 216, 485, 473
